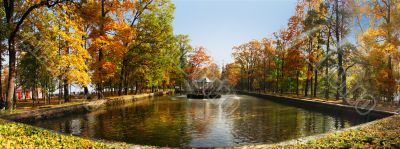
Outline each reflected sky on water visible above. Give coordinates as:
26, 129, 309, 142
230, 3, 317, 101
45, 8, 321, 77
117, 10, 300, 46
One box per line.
30, 95, 375, 147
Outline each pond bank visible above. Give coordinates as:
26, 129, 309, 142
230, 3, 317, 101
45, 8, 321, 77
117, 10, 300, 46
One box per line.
0, 91, 173, 123
238, 91, 397, 118
237, 91, 400, 148
240, 114, 400, 148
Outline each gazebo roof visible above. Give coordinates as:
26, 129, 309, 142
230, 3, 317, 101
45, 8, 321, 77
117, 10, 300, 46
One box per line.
194, 77, 213, 83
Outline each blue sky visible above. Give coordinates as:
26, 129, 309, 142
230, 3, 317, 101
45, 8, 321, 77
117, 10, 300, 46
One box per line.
172, 0, 297, 66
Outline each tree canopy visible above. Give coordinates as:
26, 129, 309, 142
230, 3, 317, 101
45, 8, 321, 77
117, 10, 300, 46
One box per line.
226, 0, 400, 104
0, 0, 199, 110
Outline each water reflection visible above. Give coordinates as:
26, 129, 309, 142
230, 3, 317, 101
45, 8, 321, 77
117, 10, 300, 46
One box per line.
30, 95, 375, 147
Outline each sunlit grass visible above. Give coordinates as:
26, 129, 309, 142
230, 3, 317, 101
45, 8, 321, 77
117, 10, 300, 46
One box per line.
0, 119, 123, 148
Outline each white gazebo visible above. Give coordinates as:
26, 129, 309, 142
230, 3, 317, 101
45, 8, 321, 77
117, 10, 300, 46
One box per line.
187, 77, 221, 99
194, 77, 213, 89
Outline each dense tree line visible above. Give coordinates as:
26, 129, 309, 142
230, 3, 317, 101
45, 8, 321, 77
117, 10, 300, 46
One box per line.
0, 0, 197, 110
224, 0, 400, 104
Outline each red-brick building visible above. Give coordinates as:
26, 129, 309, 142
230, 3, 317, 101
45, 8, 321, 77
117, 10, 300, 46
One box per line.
15, 87, 43, 100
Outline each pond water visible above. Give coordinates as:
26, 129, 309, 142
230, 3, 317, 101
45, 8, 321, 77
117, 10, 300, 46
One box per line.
30, 95, 377, 147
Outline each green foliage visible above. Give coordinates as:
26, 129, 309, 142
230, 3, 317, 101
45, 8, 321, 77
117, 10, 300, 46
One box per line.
17, 51, 41, 89
126, 0, 177, 87
0, 3, 6, 43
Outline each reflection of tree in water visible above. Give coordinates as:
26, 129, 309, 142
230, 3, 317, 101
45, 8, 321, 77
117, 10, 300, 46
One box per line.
186, 100, 215, 138
300, 111, 350, 136
229, 99, 302, 144
91, 98, 192, 147
31, 97, 193, 147
228, 97, 355, 145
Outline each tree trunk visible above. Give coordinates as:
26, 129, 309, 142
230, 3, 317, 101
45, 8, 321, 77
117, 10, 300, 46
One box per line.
325, 28, 331, 99
305, 64, 311, 97
262, 59, 266, 92
118, 58, 126, 96
335, 0, 346, 103
97, 0, 106, 98
247, 69, 251, 91
314, 67, 318, 97
0, 54, 3, 109
135, 81, 138, 94
23, 88, 27, 102
275, 68, 279, 93
310, 76, 314, 96
342, 70, 347, 99
6, 39, 16, 110
13, 86, 16, 109
314, 35, 320, 98
280, 53, 284, 94
36, 89, 39, 104
59, 79, 63, 100
63, 80, 69, 102
386, 0, 394, 101
305, 77, 309, 97
84, 86, 89, 99
124, 73, 128, 95
306, 38, 313, 97
32, 87, 36, 106
48, 88, 51, 104
43, 88, 46, 104
296, 70, 299, 96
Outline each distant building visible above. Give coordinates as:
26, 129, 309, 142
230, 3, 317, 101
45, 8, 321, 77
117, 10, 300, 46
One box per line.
15, 87, 43, 100
193, 77, 213, 89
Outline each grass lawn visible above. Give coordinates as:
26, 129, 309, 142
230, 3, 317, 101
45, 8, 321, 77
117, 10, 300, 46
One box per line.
0, 118, 126, 148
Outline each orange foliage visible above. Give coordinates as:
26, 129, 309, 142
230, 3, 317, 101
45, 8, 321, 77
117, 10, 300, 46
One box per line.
223, 63, 240, 87
186, 47, 211, 80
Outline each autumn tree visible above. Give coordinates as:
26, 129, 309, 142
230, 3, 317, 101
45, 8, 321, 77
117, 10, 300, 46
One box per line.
122, 0, 176, 94
186, 47, 211, 80
281, 4, 305, 95
233, 40, 263, 91
300, 0, 327, 97
321, 0, 335, 99
2, 0, 72, 109
0, 0, 188, 109
81, 0, 135, 98
115, 0, 169, 95
56, 4, 91, 102
174, 34, 193, 90
273, 30, 286, 94
262, 38, 277, 92
358, 0, 399, 101
206, 63, 221, 80
222, 63, 240, 87
230, 0, 400, 107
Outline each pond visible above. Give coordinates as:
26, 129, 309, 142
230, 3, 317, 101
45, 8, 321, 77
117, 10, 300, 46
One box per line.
29, 95, 377, 148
